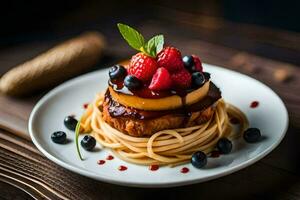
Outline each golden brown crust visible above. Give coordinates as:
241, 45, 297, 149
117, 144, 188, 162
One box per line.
102, 100, 214, 137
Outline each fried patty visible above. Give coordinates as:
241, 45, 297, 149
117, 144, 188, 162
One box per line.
102, 83, 221, 137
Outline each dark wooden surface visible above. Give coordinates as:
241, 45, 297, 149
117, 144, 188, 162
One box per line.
0, 181, 33, 200
0, 12, 300, 199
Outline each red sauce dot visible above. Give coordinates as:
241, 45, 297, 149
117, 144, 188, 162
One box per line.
106, 155, 114, 160
250, 101, 259, 108
180, 167, 189, 174
97, 160, 105, 165
83, 103, 89, 109
230, 117, 240, 124
210, 150, 220, 158
149, 164, 159, 171
118, 165, 127, 171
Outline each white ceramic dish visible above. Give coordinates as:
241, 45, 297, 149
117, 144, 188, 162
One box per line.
29, 64, 288, 188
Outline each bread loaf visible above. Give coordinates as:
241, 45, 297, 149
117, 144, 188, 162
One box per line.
0, 31, 106, 96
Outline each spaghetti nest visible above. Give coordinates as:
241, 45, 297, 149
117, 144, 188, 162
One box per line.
79, 92, 249, 166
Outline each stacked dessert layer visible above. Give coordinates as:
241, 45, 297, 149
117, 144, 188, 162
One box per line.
102, 46, 221, 136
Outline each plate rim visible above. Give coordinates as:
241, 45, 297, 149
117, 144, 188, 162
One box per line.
28, 64, 289, 187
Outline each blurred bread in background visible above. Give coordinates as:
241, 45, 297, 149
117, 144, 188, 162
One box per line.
0, 31, 106, 96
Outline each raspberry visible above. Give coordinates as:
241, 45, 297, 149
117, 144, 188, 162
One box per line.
192, 55, 203, 72
171, 69, 192, 89
128, 53, 158, 82
157, 46, 184, 73
149, 67, 172, 91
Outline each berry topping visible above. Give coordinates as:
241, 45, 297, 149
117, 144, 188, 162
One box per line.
116, 23, 209, 94
217, 138, 233, 154
109, 65, 127, 80
124, 75, 142, 90
191, 151, 207, 168
182, 55, 194, 71
149, 67, 172, 91
191, 72, 205, 88
157, 47, 184, 72
128, 53, 158, 81
171, 69, 192, 89
64, 116, 78, 131
183, 55, 203, 72
244, 128, 261, 143
192, 55, 203, 72
203, 72, 211, 80
81, 135, 96, 151
51, 131, 67, 144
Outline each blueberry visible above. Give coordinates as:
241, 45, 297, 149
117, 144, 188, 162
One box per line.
109, 65, 127, 80
217, 138, 232, 154
244, 128, 261, 143
124, 75, 141, 90
192, 72, 205, 88
203, 72, 211, 80
64, 116, 78, 131
51, 131, 67, 144
81, 135, 96, 151
183, 55, 195, 72
191, 151, 207, 168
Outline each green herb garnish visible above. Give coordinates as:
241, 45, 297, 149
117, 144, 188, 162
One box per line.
117, 23, 164, 57
75, 119, 83, 160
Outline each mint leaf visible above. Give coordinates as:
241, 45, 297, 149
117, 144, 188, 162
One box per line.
144, 35, 164, 57
117, 23, 165, 57
117, 23, 145, 51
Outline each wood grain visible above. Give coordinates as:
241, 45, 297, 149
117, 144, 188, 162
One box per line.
1, 129, 300, 200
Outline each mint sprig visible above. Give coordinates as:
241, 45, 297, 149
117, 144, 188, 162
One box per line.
117, 23, 145, 51
144, 35, 164, 57
117, 23, 164, 57
75, 119, 83, 160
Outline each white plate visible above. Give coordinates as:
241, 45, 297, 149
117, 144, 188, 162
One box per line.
29, 64, 288, 188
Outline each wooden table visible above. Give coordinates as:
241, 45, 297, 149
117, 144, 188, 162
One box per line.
0, 12, 300, 199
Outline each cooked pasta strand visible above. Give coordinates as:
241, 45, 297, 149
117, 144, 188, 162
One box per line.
79, 93, 249, 166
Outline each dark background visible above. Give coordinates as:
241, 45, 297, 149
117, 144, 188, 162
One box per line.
1, 0, 299, 43
0, 0, 299, 66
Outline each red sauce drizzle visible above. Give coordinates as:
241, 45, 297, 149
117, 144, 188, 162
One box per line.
210, 150, 220, 158
97, 160, 105, 165
250, 101, 259, 108
180, 167, 189, 174
149, 164, 159, 171
230, 117, 240, 124
106, 155, 114, 160
118, 165, 127, 171
83, 103, 89, 109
